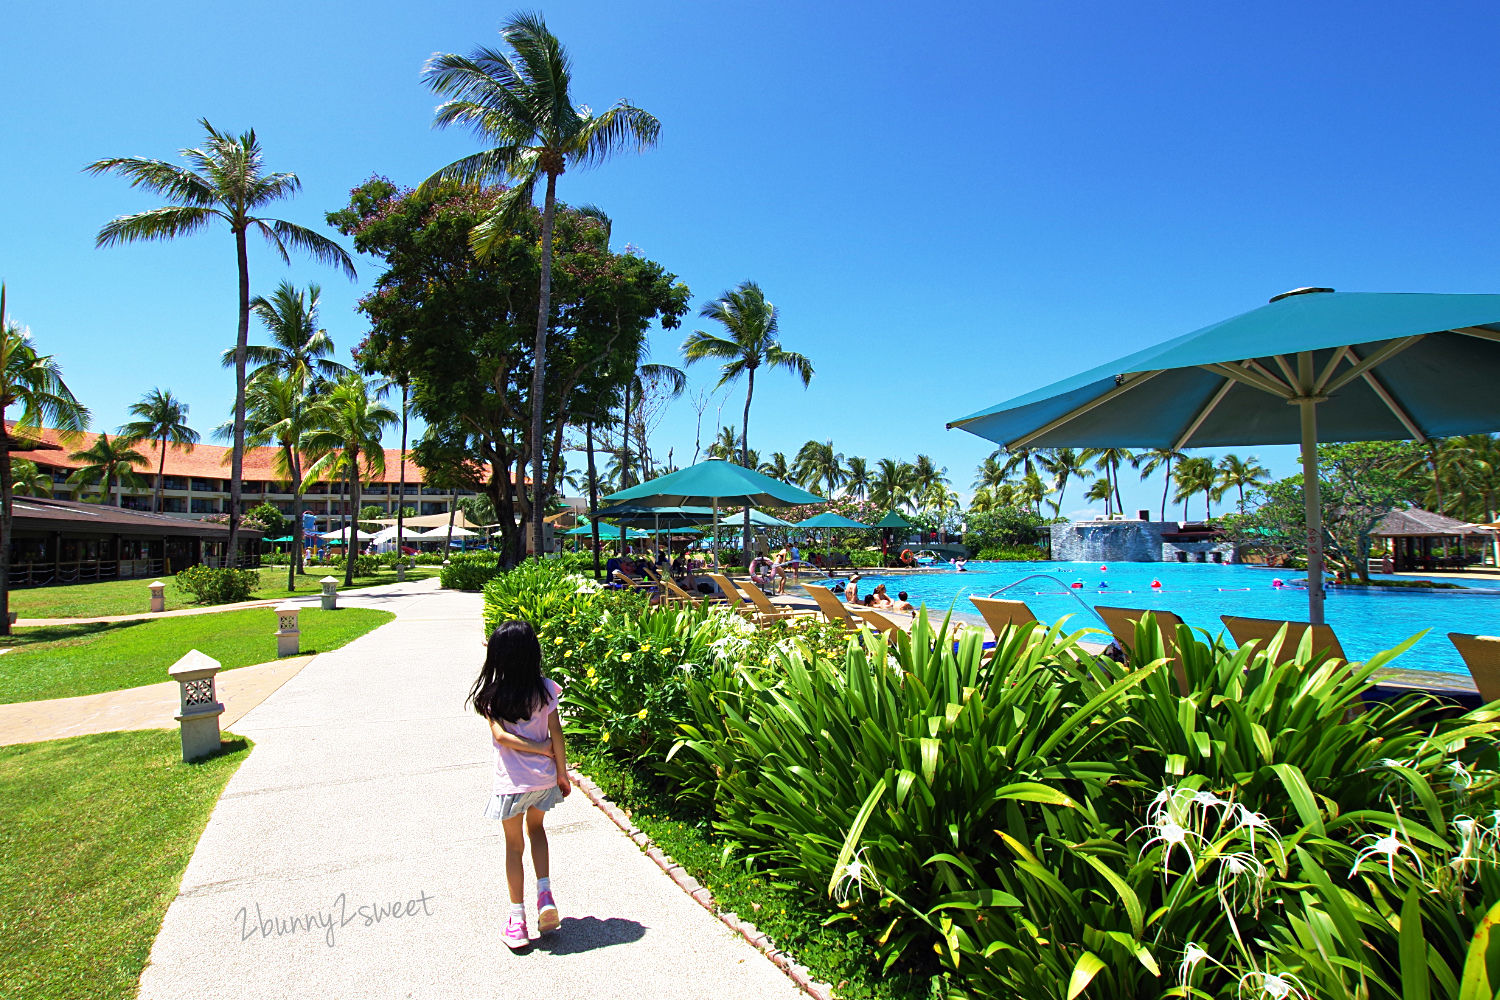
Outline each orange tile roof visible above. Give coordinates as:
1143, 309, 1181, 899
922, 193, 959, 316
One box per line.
7, 425, 508, 486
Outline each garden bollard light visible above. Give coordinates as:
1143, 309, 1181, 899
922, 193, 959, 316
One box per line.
148, 580, 166, 613
169, 649, 224, 762
396, 563, 406, 583
275, 602, 300, 657
320, 576, 339, 610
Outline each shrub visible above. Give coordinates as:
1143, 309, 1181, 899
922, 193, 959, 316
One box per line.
441, 558, 503, 591
974, 544, 1046, 561
480, 558, 595, 627
174, 566, 259, 605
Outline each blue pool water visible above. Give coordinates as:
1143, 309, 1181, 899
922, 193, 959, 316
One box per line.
805, 561, 1500, 677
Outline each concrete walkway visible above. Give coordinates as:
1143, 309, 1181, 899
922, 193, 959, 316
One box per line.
136, 583, 803, 1000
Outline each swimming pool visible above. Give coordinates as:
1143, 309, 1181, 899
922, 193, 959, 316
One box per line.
803, 561, 1500, 678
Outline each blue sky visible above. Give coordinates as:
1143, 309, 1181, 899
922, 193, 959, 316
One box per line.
3, 1, 1497, 518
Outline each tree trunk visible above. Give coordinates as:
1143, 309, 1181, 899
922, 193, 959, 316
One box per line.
446, 491, 457, 552
620, 380, 632, 487
528, 171, 559, 561
397, 381, 407, 557
740, 368, 755, 562
227, 228, 250, 567
1111, 458, 1123, 514
586, 420, 601, 581
0, 429, 12, 636
345, 455, 359, 588
155, 433, 166, 513
1160, 460, 1171, 521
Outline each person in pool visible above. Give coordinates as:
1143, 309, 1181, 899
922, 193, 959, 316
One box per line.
894, 590, 917, 613
844, 573, 861, 604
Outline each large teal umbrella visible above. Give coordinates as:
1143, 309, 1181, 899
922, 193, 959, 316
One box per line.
948, 287, 1500, 623
796, 512, 874, 529
873, 511, 913, 529
604, 458, 821, 565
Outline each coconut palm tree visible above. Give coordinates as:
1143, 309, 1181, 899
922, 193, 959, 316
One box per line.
843, 456, 870, 499
68, 434, 148, 506
794, 440, 844, 495
223, 280, 349, 386
302, 374, 397, 587
1172, 456, 1222, 521
707, 425, 741, 460
973, 454, 1010, 493
1082, 447, 1135, 516
968, 486, 998, 514
1136, 447, 1186, 521
240, 373, 322, 591
1084, 478, 1114, 515
911, 454, 949, 500
87, 120, 355, 562
1217, 453, 1269, 512
10, 459, 52, 498
422, 12, 661, 558
118, 388, 198, 513
758, 452, 791, 482
995, 446, 1040, 480
1038, 447, 1091, 513
0, 289, 89, 633
683, 281, 813, 554
871, 459, 918, 513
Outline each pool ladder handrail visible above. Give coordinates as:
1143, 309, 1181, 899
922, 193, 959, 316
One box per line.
986, 573, 1110, 628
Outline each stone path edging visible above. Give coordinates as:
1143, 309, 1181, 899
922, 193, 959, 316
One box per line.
569, 768, 836, 1000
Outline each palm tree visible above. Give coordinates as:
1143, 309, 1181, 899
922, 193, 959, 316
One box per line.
683, 281, 813, 554
0, 289, 89, 634
1082, 447, 1135, 517
794, 440, 844, 495
1038, 447, 1091, 513
996, 447, 1040, 480
240, 373, 321, 591
1084, 478, 1114, 514
118, 388, 198, 513
87, 120, 355, 563
843, 456, 870, 499
1217, 453, 1269, 512
10, 459, 52, 497
1172, 456, 1222, 521
911, 454, 949, 499
1017, 469, 1051, 516
967, 486, 997, 514
871, 459, 918, 513
302, 374, 397, 587
972, 454, 1010, 493
758, 452, 791, 481
707, 425, 741, 461
422, 12, 661, 558
1136, 447, 1186, 521
68, 434, 148, 506
223, 280, 349, 386
620, 361, 686, 484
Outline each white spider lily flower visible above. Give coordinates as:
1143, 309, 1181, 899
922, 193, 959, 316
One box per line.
1135, 818, 1206, 874
1230, 804, 1285, 856
1447, 761, 1476, 790
1349, 828, 1426, 882
1216, 852, 1269, 915
1236, 970, 1311, 1000
831, 848, 880, 903
1177, 942, 1221, 988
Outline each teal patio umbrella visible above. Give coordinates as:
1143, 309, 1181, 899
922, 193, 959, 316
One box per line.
604, 458, 822, 565
795, 512, 874, 529
948, 287, 1500, 623
873, 510, 914, 559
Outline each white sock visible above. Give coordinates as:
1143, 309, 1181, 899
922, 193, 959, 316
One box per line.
509, 902, 525, 919
537, 877, 551, 896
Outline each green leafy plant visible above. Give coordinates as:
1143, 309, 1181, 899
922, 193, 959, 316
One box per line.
173, 566, 259, 605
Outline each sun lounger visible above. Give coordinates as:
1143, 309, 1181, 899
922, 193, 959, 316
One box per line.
805, 583, 862, 629
1449, 633, 1500, 703
1220, 615, 1347, 664
611, 568, 661, 598
736, 578, 816, 621
848, 607, 903, 636
1096, 605, 1190, 691
706, 573, 800, 624
968, 596, 1040, 637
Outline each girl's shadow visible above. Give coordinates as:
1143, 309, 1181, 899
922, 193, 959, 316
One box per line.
528, 916, 645, 955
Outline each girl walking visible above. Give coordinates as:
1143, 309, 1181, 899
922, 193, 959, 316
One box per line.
468, 620, 572, 950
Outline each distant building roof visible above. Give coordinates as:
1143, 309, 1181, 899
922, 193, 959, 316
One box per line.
1371, 508, 1495, 538
6, 424, 510, 486
10, 496, 262, 538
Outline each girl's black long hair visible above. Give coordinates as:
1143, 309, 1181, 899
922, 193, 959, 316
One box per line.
468, 620, 550, 724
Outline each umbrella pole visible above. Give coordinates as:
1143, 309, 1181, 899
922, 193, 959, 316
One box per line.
712, 501, 720, 570
1296, 357, 1326, 625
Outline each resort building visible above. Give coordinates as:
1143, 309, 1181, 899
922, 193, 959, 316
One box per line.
8, 428, 497, 529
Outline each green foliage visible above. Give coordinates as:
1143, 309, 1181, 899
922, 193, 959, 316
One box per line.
502, 555, 1500, 999
974, 544, 1046, 561
242, 502, 285, 537
173, 566, 259, 605
479, 557, 595, 628
440, 555, 503, 592
961, 505, 1046, 554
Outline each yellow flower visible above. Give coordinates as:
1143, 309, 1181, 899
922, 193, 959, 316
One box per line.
563, 650, 573, 658
621, 652, 633, 662
592, 627, 602, 635
601, 731, 610, 743
554, 636, 564, 645
636, 709, 648, 719
640, 643, 651, 652
661, 648, 673, 656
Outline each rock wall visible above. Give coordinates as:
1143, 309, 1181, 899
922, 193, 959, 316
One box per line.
1051, 520, 1173, 562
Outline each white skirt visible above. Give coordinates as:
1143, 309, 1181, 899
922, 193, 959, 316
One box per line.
483, 784, 564, 820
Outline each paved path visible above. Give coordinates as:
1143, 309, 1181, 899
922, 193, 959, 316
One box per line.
136, 583, 803, 1000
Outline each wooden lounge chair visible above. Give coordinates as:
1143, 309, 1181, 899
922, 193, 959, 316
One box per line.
1220, 615, 1347, 663
968, 596, 1040, 638
736, 578, 817, 621
806, 582, 860, 628
1096, 605, 1190, 691
611, 568, 661, 598
848, 607, 903, 636
706, 573, 799, 624
1449, 633, 1500, 703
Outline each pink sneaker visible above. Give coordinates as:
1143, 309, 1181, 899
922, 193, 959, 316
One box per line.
501, 911, 529, 950
537, 890, 560, 934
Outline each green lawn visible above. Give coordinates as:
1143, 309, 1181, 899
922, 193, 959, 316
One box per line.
0, 607, 394, 704
0, 729, 251, 1000
9, 565, 440, 619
